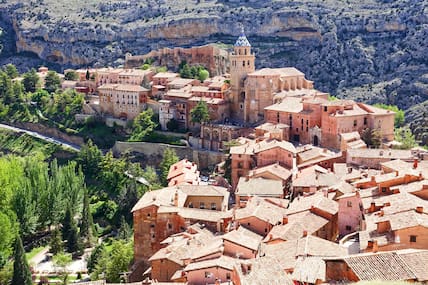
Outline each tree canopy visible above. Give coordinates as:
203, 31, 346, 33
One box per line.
129, 108, 157, 141
190, 100, 210, 124
11, 235, 32, 285
44, 70, 61, 93
159, 148, 179, 186
22, 69, 39, 93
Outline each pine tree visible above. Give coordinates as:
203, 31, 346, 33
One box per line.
80, 189, 94, 247
63, 205, 82, 255
11, 235, 32, 285
50, 228, 63, 255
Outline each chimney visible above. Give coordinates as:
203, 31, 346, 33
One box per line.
416, 206, 423, 214
283, 215, 289, 225
369, 202, 376, 213
302, 230, 308, 237
413, 158, 418, 169
173, 190, 179, 207
367, 240, 378, 253
395, 170, 399, 177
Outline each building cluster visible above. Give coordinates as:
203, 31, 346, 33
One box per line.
58, 29, 428, 284
130, 153, 428, 284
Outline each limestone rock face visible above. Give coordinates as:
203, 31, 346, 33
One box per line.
0, 0, 427, 112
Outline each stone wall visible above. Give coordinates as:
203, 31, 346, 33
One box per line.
112, 141, 225, 170
9, 122, 85, 146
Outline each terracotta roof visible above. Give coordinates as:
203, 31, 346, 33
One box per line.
248, 163, 292, 181
222, 226, 263, 251
264, 221, 306, 242
398, 249, 428, 281
287, 211, 330, 234
118, 69, 152, 76
236, 177, 284, 197
255, 122, 289, 132
183, 255, 238, 272
254, 139, 297, 154
343, 252, 416, 281
153, 72, 179, 78
234, 256, 294, 285
230, 138, 297, 155
265, 96, 303, 113
291, 256, 326, 283
98, 83, 149, 92
347, 149, 413, 160
131, 185, 229, 212
249, 67, 304, 77
262, 235, 348, 270
235, 197, 288, 225
377, 210, 428, 231
287, 192, 339, 216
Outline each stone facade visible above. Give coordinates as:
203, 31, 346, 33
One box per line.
98, 84, 149, 120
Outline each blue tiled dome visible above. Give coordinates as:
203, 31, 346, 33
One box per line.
234, 33, 251, 47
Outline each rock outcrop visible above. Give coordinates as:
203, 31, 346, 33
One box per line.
0, 0, 427, 114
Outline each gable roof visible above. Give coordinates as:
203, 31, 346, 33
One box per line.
222, 226, 263, 251
236, 177, 284, 197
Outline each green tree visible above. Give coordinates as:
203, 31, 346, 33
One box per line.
64, 70, 78, 81
98, 151, 127, 197
22, 69, 39, 93
129, 108, 157, 141
0, 210, 16, 268
80, 190, 95, 247
105, 240, 133, 283
197, 69, 209, 82
53, 252, 72, 285
373, 103, 405, 128
179, 63, 192, 78
3, 64, 18, 79
50, 228, 63, 255
142, 166, 162, 190
361, 128, 382, 148
11, 235, 32, 285
190, 100, 210, 123
44, 71, 61, 93
394, 127, 416, 149
62, 205, 82, 255
117, 216, 132, 241
87, 244, 105, 274
159, 148, 179, 186
77, 139, 103, 180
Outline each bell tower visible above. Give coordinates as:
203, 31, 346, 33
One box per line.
229, 26, 255, 121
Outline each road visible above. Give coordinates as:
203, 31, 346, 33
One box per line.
0, 123, 81, 152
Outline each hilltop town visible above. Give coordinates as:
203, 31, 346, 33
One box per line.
1, 29, 428, 285
59, 32, 427, 283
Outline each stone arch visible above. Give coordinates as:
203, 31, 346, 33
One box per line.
204, 128, 211, 140
212, 130, 220, 141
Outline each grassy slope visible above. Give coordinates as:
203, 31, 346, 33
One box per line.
0, 128, 76, 160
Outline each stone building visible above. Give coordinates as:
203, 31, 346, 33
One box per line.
98, 84, 149, 120
265, 94, 395, 149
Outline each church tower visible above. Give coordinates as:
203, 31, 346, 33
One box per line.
229, 27, 255, 121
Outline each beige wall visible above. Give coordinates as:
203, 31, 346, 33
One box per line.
187, 267, 232, 285
184, 196, 224, 211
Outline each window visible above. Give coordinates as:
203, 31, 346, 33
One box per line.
240, 103, 244, 110
410, 235, 417, 242
242, 61, 245, 67
381, 187, 387, 193
168, 223, 172, 230
200, 202, 205, 209
346, 225, 352, 231
188, 202, 193, 208
211, 203, 217, 210
205, 272, 211, 278
347, 201, 353, 207
324, 106, 327, 112
353, 120, 357, 127
364, 117, 367, 125
247, 222, 251, 226
226, 273, 231, 280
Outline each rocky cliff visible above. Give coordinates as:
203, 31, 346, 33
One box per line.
0, 0, 427, 115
